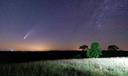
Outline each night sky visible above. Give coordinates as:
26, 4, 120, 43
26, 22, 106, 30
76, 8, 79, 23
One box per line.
0, 0, 128, 51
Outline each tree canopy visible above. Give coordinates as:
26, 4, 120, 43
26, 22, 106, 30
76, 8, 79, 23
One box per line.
87, 42, 102, 58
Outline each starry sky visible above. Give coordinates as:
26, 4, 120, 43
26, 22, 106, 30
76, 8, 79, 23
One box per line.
0, 0, 128, 51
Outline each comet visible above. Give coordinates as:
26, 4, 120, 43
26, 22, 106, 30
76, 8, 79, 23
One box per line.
24, 32, 31, 40
23, 26, 36, 40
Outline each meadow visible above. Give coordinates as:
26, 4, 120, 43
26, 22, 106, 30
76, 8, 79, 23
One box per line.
0, 57, 128, 76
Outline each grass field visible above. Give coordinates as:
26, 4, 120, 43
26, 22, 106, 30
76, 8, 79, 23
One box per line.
0, 57, 128, 76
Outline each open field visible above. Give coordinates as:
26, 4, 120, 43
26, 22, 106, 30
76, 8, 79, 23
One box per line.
0, 51, 128, 63
0, 57, 128, 76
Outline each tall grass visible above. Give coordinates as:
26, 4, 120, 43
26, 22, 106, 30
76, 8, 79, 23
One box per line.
0, 57, 128, 76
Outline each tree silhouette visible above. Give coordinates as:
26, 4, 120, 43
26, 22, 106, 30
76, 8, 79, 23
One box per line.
87, 42, 102, 58
79, 45, 88, 51
108, 45, 119, 51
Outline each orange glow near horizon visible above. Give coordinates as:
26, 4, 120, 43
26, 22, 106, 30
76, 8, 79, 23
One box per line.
0, 43, 79, 51
0, 42, 53, 51
17, 45, 50, 51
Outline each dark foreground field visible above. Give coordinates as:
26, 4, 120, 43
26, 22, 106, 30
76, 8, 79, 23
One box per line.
0, 51, 128, 76
0, 50, 128, 63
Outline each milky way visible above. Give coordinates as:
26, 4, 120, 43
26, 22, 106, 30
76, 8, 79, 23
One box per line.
0, 0, 128, 50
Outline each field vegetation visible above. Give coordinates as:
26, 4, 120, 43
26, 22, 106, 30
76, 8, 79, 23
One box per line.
0, 57, 128, 76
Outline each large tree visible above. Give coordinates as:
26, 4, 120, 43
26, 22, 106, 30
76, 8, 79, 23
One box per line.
87, 42, 102, 58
